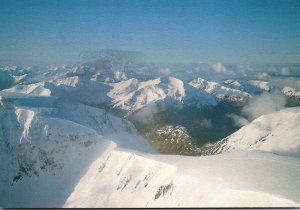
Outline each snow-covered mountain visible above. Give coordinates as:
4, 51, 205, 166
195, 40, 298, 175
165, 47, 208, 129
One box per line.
1, 64, 300, 208
282, 86, 300, 99
2, 74, 218, 112
0, 92, 155, 207
3, 81, 52, 96
2, 64, 275, 113
221, 79, 271, 94
64, 150, 300, 207
202, 107, 300, 157
108, 76, 217, 112
0, 66, 29, 90
61, 107, 300, 208
189, 77, 252, 106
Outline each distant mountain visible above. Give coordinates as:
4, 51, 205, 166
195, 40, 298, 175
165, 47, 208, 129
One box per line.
189, 77, 252, 106
1, 64, 300, 208
108, 76, 217, 112
282, 86, 300, 106
221, 79, 271, 94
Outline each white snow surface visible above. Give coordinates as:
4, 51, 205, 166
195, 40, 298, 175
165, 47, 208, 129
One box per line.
204, 107, 300, 157
1, 73, 300, 208
189, 77, 252, 105
3, 82, 51, 96
64, 150, 300, 207
282, 86, 300, 98
108, 76, 216, 111
222, 79, 271, 93
0, 92, 154, 207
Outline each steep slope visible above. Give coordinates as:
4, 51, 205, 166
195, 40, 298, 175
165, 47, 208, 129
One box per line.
189, 77, 252, 106
3, 82, 52, 96
222, 80, 271, 94
108, 76, 217, 112
202, 107, 300, 157
0, 92, 155, 207
0, 66, 28, 90
64, 150, 300, 207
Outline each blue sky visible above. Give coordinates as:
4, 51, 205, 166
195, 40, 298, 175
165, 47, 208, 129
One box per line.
0, 0, 300, 65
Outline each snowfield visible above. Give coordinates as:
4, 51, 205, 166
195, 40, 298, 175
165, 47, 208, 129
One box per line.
1, 65, 300, 208
189, 77, 252, 105
203, 107, 300, 157
64, 150, 300, 207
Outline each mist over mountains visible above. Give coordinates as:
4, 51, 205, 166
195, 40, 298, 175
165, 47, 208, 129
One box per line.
1, 49, 300, 207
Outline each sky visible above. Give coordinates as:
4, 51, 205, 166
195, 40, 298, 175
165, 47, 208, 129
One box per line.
0, 0, 300, 65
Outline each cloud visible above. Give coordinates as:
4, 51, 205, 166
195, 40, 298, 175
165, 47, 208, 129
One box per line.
131, 103, 166, 125
242, 91, 286, 120
256, 72, 269, 80
269, 77, 300, 90
281, 67, 291, 75
159, 67, 171, 75
193, 118, 212, 128
212, 63, 229, 73
226, 113, 249, 127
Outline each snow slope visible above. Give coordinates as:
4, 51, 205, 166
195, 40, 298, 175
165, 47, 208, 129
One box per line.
282, 86, 300, 99
63, 104, 300, 208
64, 150, 300, 207
3, 82, 52, 96
222, 80, 271, 94
1, 66, 300, 208
108, 76, 217, 111
189, 77, 252, 105
202, 107, 300, 157
0, 92, 154, 207
0, 66, 28, 90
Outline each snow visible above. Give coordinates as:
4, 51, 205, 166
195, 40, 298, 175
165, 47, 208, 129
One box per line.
108, 76, 218, 111
1, 65, 300, 208
108, 77, 186, 111
0, 91, 156, 207
64, 150, 300, 207
222, 79, 271, 93
189, 77, 251, 105
11, 74, 28, 84
282, 86, 300, 98
55, 76, 79, 87
15, 107, 35, 144
248, 80, 271, 92
204, 107, 300, 157
3, 82, 51, 96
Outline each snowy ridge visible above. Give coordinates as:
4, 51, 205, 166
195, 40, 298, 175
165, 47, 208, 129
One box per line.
282, 86, 300, 99
222, 80, 271, 94
202, 107, 300, 157
1, 64, 300, 207
189, 77, 252, 105
0, 93, 155, 207
64, 150, 300, 207
108, 77, 187, 111
3, 69, 274, 112
3, 82, 51, 96
55, 76, 79, 87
